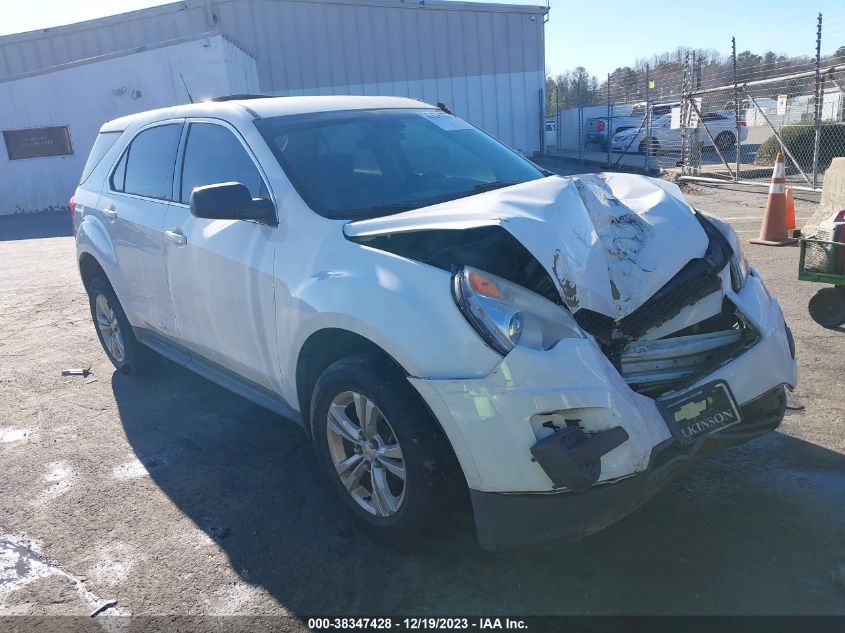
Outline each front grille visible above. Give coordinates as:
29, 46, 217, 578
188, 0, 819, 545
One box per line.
619, 303, 758, 397
574, 212, 731, 367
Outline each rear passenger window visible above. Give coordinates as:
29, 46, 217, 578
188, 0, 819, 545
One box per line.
113, 124, 182, 199
180, 123, 266, 204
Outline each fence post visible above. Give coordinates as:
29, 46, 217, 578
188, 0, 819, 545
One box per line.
812, 13, 823, 188
606, 73, 612, 168
555, 82, 561, 156
732, 37, 740, 182
645, 64, 651, 173
539, 88, 544, 156
681, 52, 690, 176
577, 78, 584, 164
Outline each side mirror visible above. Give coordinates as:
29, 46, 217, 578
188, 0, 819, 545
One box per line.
189, 182, 277, 225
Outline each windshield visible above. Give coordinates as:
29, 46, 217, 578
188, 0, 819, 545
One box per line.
255, 109, 545, 220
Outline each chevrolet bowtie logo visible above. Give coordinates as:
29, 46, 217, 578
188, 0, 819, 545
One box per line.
674, 399, 707, 423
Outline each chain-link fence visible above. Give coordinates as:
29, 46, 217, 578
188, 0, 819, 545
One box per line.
544, 13, 845, 191
543, 64, 685, 173
685, 23, 845, 190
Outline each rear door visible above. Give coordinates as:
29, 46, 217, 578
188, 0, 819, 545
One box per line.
97, 121, 183, 334
162, 119, 279, 390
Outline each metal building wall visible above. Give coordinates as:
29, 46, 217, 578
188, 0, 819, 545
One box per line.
0, 34, 258, 214
0, 0, 547, 154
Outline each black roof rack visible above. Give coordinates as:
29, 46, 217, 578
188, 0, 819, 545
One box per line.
209, 94, 270, 102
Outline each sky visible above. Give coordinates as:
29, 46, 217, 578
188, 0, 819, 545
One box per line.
3, 0, 845, 78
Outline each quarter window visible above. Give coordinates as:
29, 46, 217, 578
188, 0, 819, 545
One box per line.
111, 150, 128, 192
179, 123, 266, 204
80, 131, 121, 184
112, 124, 182, 199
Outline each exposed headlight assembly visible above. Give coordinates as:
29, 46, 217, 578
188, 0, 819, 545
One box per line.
453, 267, 584, 355
698, 211, 751, 292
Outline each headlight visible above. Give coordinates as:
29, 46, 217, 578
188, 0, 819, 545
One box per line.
698, 211, 750, 292
453, 267, 584, 355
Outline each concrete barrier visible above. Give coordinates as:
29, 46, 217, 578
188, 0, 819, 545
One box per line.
803, 157, 845, 236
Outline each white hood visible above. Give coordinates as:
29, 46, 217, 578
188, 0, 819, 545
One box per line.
343, 174, 709, 320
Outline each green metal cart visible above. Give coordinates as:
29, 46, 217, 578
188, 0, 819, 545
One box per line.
799, 237, 845, 328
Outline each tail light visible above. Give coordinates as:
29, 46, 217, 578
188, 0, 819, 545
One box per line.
597, 120, 606, 132
69, 196, 76, 226
739, 120, 747, 126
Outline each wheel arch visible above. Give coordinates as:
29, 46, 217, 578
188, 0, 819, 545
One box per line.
78, 251, 109, 293
297, 327, 473, 498
295, 328, 408, 437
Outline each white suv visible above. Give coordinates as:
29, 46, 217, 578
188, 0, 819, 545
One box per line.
72, 96, 797, 549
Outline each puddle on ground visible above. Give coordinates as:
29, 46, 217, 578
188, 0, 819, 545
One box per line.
0, 538, 55, 600
0, 536, 126, 616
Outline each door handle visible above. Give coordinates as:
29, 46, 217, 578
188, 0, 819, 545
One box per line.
102, 206, 117, 220
165, 229, 187, 246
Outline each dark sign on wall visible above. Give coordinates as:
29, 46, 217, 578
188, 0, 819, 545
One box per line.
3, 126, 73, 160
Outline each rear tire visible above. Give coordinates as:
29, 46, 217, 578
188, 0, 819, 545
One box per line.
87, 277, 155, 375
310, 353, 464, 544
808, 287, 845, 328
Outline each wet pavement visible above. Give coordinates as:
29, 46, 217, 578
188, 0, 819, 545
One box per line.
1, 182, 844, 618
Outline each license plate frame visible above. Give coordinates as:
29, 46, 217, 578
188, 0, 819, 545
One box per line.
657, 380, 742, 445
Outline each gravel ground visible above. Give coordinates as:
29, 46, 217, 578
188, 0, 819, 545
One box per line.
1, 168, 844, 622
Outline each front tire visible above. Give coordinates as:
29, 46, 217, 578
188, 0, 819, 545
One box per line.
311, 354, 462, 544
87, 277, 154, 374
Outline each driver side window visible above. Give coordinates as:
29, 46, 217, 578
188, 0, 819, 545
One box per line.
179, 123, 268, 204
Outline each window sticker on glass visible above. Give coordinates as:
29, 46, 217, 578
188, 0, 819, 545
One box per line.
417, 111, 473, 131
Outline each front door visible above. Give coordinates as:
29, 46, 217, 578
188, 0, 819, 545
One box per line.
162, 120, 279, 390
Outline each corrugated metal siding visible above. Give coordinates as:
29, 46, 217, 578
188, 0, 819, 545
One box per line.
223, 36, 260, 95
0, 0, 546, 151
0, 34, 258, 214
0, 0, 544, 83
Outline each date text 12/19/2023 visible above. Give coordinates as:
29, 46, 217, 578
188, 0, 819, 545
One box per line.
307, 618, 529, 630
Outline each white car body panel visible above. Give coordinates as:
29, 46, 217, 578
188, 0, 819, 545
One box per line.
95, 185, 176, 334
163, 209, 280, 390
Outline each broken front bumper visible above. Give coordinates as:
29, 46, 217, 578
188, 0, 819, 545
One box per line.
470, 386, 787, 550
409, 272, 796, 549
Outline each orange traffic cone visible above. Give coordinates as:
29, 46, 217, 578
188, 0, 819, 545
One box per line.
750, 152, 798, 246
784, 188, 801, 237
785, 188, 796, 230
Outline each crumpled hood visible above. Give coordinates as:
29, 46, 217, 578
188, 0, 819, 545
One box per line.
343, 174, 709, 319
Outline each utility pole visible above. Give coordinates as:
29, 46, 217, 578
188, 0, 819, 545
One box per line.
732, 37, 740, 182
812, 13, 823, 188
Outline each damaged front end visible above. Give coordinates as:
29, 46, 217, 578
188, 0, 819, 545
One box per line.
347, 174, 759, 402
345, 173, 797, 547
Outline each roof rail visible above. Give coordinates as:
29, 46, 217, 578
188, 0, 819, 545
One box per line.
209, 94, 269, 102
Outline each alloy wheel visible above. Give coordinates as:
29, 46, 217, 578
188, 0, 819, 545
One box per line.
94, 293, 125, 364
325, 391, 406, 517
